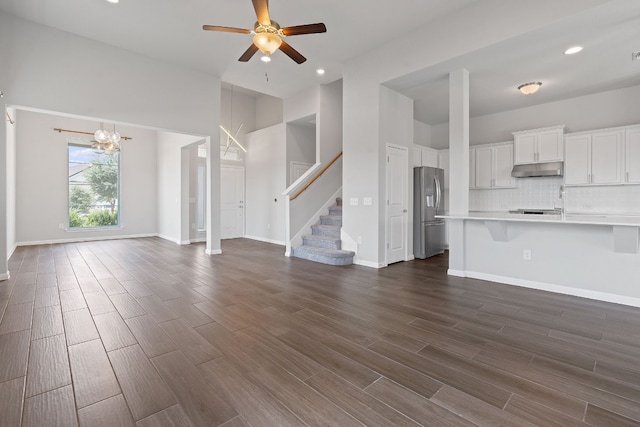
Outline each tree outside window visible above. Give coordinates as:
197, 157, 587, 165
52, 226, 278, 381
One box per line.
68, 140, 120, 228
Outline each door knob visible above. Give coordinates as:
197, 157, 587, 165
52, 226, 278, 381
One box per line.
403, 209, 408, 213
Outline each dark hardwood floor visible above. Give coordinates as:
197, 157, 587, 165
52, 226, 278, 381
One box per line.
1, 237, 639, 426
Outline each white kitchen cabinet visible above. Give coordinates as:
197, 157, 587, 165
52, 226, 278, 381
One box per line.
564, 130, 623, 185
625, 127, 640, 183
513, 125, 565, 165
474, 143, 516, 189
413, 145, 438, 168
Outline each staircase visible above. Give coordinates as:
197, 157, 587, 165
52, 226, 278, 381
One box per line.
292, 198, 355, 266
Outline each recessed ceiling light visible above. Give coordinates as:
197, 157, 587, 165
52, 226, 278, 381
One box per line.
260, 55, 271, 63
564, 46, 583, 55
106, 0, 119, 3
316, 68, 325, 75
517, 82, 542, 95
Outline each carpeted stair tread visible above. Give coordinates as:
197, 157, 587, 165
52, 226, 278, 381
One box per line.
302, 234, 342, 249
292, 246, 355, 266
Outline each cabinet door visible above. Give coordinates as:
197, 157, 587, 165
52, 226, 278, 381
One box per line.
422, 147, 439, 168
591, 131, 623, 184
514, 134, 536, 164
564, 135, 591, 185
626, 128, 640, 183
437, 150, 449, 189
537, 130, 563, 162
493, 144, 515, 188
474, 147, 494, 188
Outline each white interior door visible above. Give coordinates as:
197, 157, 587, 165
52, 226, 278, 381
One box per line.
386, 144, 408, 265
220, 166, 245, 239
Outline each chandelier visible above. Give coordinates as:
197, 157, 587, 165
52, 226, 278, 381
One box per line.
93, 123, 121, 154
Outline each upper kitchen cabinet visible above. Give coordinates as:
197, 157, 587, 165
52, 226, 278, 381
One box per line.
513, 125, 565, 165
626, 126, 640, 184
474, 142, 516, 189
565, 128, 624, 185
413, 145, 438, 168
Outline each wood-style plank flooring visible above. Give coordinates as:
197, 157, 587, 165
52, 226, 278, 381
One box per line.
1, 237, 640, 426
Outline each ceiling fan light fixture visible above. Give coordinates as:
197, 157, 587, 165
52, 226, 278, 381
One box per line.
261, 55, 271, 63
253, 32, 282, 56
517, 82, 542, 95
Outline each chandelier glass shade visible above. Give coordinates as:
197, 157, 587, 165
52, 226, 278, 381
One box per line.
93, 123, 121, 154
253, 32, 282, 56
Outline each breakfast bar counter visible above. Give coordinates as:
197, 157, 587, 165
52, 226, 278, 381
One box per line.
439, 211, 640, 307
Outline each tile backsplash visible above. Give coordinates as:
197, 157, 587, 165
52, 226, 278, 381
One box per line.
468, 177, 640, 215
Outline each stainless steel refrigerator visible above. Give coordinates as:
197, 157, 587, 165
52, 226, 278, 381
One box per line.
413, 166, 446, 259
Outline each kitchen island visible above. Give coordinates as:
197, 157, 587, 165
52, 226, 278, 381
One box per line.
439, 212, 640, 307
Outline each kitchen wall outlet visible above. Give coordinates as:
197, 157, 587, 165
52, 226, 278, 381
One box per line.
523, 249, 532, 261
350, 197, 359, 206
357, 236, 362, 244
363, 197, 372, 206
58, 223, 65, 229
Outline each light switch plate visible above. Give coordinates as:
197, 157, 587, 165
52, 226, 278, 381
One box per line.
363, 197, 372, 206
350, 197, 359, 206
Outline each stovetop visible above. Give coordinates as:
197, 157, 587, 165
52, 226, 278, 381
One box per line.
508, 208, 562, 215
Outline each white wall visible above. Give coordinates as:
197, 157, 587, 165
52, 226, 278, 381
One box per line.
256, 95, 284, 130
431, 85, 640, 148
245, 124, 286, 245
157, 131, 203, 244
342, 0, 609, 267
14, 110, 158, 244
0, 11, 221, 276
317, 80, 344, 164
414, 120, 432, 147
286, 124, 315, 185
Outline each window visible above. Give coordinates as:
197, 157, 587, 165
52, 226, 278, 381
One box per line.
68, 138, 120, 228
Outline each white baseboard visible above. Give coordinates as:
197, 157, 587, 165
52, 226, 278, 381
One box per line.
0, 271, 10, 281
8, 244, 17, 260
354, 259, 384, 269
17, 233, 158, 247
191, 238, 206, 243
447, 269, 466, 277
179, 240, 191, 245
463, 270, 640, 308
205, 249, 222, 255
244, 235, 285, 246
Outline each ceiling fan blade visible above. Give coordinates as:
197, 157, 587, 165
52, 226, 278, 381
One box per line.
252, 0, 271, 26
238, 44, 259, 62
202, 25, 251, 34
279, 41, 306, 64
281, 23, 327, 36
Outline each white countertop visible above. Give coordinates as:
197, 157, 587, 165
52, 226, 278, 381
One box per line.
437, 211, 640, 227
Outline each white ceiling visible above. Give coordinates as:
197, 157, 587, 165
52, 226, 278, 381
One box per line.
1, 0, 639, 125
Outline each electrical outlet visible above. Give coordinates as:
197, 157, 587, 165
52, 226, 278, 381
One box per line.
59, 223, 65, 230
357, 236, 362, 244
523, 249, 532, 261
363, 197, 372, 206
350, 197, 359, 206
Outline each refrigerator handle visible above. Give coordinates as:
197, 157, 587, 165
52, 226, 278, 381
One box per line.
434, 175, 441, 213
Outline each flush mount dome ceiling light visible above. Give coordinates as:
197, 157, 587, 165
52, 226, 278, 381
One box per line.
517, 82, 542, 95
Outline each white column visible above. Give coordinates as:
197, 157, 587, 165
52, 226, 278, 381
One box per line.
0, 105, 8, 280
448, 69, 469, 274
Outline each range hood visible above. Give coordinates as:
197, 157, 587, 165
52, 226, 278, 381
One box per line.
511, 161, 563, 178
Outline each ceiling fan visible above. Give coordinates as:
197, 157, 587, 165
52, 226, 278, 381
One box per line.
203, 0, 326, 64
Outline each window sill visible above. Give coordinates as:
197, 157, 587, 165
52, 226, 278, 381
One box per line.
65, 226, 124, 232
